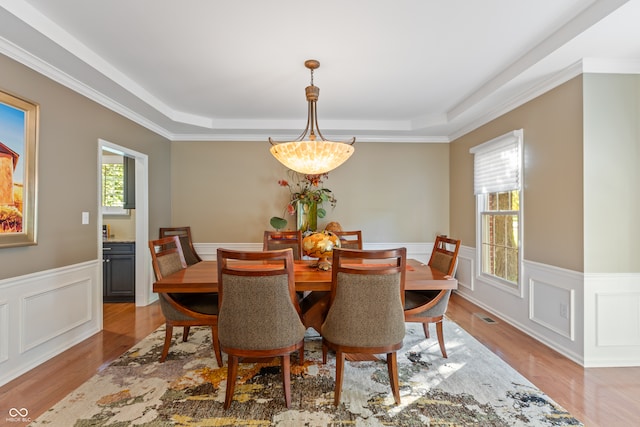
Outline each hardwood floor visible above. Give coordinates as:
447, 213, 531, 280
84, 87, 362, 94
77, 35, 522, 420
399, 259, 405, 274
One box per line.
1, 295, 638, 425
0, 302, 164, 423
445, 294, 640, 426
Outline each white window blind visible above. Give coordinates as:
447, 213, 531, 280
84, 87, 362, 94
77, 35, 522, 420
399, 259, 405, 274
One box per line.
470, 129, 523, 195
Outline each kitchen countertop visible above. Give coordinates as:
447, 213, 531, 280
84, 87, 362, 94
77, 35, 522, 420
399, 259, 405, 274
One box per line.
103, 238, 135, 243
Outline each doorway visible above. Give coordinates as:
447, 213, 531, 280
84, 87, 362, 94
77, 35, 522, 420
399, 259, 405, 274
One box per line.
98, 139, 152, 306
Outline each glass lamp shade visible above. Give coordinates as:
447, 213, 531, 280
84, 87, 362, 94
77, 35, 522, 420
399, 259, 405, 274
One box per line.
270, 140, 355, 175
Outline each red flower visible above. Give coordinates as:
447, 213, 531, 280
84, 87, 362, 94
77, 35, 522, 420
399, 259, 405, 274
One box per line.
286, 203, 296, 215
278, 179, 289, 187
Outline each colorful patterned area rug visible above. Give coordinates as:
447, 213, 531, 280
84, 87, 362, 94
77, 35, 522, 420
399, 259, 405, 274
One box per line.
32, 320, 582, 426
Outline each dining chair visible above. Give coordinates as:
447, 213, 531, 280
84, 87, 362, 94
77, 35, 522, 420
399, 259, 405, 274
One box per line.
263, 230, 303, 260
216, 248, 306, 409
159, 226, 202, 266
321, 247, 407, 405
332, 230, 363, 249
148, 236, 223, 366
404, 235, 460, 358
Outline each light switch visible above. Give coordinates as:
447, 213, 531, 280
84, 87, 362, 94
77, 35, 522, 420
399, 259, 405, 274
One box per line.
82, 211, 90, 225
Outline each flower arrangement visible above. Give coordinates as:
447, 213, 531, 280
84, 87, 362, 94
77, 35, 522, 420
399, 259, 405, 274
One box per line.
270, 170, 337, 231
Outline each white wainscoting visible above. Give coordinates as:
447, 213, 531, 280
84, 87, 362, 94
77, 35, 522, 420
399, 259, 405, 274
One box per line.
455, 245, 640, 367
455, 252, 474, 291
0, 299, 8, 364
584, 273, 640, 367
0, 260, 102, 387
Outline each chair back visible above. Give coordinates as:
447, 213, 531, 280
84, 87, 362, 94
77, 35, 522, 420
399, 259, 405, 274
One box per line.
263, 230, 303, 260
149, 235, 222, 365
428, 235, 461, 276
149, 236, 187, 280
216, 248, 305, 350
332, 230, 363, 249
159, 226, 202, 265
403, 236, 460, 358
323, 248, 407, 348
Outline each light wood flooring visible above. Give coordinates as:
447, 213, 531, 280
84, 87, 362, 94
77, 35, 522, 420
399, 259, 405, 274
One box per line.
1, 294, 638, 425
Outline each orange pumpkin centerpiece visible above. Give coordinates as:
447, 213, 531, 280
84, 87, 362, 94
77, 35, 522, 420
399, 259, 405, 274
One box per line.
302, 230, 341, 270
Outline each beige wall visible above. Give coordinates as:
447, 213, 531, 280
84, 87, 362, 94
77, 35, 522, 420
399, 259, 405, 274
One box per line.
584, 74, 640, 273
0, 53, 172, 280
170, 141, 450, 243
104, 210, 136, 241
450, 77, 584, 272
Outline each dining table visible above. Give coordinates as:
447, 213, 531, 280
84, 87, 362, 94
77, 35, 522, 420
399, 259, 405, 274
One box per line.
153, 259, 458, 334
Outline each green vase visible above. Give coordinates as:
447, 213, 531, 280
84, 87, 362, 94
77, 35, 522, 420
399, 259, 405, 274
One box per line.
296, 200, 318, 232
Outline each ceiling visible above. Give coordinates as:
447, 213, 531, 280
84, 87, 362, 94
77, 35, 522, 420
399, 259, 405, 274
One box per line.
1, 0, 639, 143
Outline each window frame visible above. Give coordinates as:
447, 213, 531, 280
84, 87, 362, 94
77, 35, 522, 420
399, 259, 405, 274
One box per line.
471, 130, 524, 296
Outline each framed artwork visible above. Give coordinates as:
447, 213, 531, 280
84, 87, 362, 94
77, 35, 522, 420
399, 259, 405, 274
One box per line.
0, 89, 39, 247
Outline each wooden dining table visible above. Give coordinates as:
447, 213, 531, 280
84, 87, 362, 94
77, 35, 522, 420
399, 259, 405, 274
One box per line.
153, 259, 457, 333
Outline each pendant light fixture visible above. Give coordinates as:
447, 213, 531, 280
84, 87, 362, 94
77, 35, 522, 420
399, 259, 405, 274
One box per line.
269, 60, 355, 175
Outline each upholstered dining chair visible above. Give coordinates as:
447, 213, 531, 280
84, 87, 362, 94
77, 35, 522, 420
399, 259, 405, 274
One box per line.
263, 230, 303, 260
159, 226, 202, 266
332, 230, 363, 249
404, 235, 460, 358
148, 236, 223, 366
321, 247, 407, 405
216, 248, 306, 409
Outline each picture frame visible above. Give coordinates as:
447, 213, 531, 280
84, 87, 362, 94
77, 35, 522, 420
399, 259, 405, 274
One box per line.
0, 89, 39, 247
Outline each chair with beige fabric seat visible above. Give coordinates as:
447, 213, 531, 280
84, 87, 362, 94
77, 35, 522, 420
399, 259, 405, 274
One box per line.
332, 230, 363, 249
159, 226, 202, 266
149, 236, 222, 366
321, 247, 407, 405
217, 248, 306, 409
263, 230, 303, 260
404, 235, 460, 358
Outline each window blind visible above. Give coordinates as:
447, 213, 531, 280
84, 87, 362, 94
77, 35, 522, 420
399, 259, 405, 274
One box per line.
470, 129, 523, 195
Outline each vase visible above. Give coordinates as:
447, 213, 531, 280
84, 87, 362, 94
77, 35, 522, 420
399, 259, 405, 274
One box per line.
296, 200, 317, 232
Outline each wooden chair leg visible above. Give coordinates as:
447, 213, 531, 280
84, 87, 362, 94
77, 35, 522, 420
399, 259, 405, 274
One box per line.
281, 355, 292, 408
224, 355, 239, 409
160, 324, 173, 362
182, 326, 190, 342
298, 343, 305, 364
435, 320, 447, 358
210, 326, 223, 367
333, 351, 345, 406
422, 322, 430, 338
387, 352, 401, 405
322, 341, 328, 364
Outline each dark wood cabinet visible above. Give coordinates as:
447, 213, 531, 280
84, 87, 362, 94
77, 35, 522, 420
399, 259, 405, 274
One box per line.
103, 242, 135, 302
123, 156, 135, 209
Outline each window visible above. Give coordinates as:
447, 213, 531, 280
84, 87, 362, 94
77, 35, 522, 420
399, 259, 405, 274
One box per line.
102, 154, 128, 215
470, 130, 523, 293
481, 190, 519, 283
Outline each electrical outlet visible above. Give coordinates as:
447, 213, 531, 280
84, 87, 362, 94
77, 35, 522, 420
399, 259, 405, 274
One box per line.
560, 303, 569, 319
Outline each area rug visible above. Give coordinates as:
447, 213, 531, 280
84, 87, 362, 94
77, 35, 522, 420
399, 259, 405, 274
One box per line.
32, 320, 582, 426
